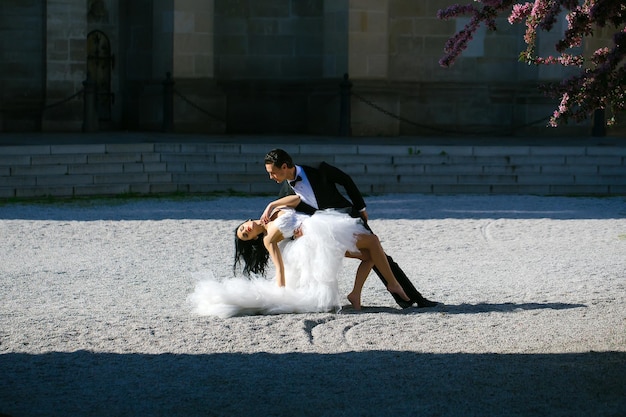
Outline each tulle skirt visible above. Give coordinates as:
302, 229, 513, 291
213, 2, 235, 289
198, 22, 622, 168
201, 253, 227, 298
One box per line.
188, 210, 369, 318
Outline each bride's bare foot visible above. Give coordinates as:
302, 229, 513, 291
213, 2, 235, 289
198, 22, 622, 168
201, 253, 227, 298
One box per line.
387, 283, 410, 302
347, 292, 361, 310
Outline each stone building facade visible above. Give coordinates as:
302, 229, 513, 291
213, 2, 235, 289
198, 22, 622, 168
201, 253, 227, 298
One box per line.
0, 0, 609, 136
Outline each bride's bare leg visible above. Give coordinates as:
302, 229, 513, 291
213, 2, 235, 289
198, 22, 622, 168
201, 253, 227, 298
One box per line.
355, 234, 410, 302
348, 255, 373, 310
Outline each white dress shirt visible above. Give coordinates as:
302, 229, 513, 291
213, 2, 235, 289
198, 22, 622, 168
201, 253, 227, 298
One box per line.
290, 165, 319, 209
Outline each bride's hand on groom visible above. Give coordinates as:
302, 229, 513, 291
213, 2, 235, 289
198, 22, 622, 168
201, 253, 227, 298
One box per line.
261, 206, 272, 224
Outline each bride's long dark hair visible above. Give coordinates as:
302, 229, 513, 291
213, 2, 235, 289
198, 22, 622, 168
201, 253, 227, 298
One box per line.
233, 224, 269, 277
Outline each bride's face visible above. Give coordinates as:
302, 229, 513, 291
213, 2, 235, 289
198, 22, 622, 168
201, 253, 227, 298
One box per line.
237, 219, 262, 241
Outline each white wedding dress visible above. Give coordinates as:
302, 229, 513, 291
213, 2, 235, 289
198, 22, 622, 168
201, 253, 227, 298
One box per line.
188, 208, 369, 318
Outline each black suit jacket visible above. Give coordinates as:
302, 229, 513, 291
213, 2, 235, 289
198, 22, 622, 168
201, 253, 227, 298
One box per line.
279, 162, 366, 218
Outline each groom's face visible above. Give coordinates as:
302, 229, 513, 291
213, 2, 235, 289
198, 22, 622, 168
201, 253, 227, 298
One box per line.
265, 163, 291, 183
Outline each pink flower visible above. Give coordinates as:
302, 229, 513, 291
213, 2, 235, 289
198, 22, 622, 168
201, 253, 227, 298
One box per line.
438, 0, 626, 126
509, 3, 533, 24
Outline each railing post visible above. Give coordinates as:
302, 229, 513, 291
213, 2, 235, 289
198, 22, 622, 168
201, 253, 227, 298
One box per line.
339, 73, 352, 136
82, 76, 99, 132
163, 72, 175, 132
592, 108, 606, 137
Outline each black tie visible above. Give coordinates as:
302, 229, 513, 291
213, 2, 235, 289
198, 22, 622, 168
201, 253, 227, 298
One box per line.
289, 176, 302, 187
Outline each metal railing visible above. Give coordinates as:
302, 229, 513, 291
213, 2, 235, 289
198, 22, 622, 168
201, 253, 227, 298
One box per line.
4, 72, 582, 136
339, 73, 552, 137
164, 72, 555, 136
0, 88, 84, 119
162, 72, 226, 132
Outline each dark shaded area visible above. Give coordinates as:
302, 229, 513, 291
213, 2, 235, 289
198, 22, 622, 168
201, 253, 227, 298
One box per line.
1, 351, 624, 417
0, 194, 624, 221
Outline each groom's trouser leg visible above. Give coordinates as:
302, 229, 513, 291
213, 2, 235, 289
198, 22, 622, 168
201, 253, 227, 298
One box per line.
360, 220, 429, 307
372, 253, 425, 308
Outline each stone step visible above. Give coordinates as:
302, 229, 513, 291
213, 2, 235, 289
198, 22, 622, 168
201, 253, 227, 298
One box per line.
0, 142, 624, 198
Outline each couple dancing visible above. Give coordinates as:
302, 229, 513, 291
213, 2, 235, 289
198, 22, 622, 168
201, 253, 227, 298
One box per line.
188, 149, 437, 318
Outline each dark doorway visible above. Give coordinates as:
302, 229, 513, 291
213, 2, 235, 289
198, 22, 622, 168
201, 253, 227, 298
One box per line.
87, 30, 114, 121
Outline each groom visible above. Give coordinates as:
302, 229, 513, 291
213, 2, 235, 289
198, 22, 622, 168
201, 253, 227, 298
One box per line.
263, 148, 437, 308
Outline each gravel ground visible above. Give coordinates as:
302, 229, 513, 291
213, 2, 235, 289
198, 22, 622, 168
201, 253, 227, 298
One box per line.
1, 194, 625, 417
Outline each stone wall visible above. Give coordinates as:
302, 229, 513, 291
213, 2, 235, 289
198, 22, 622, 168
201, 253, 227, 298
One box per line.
172, 0, 215, 78
345, 0, 588, 136
214, 0, 326, 80
0, 1, 618, 135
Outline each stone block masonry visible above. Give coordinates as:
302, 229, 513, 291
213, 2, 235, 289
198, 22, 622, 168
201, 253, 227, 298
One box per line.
0, 140, 624, 199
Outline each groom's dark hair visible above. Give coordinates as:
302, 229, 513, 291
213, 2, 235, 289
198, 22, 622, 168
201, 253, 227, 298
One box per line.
264, 148, 294, 168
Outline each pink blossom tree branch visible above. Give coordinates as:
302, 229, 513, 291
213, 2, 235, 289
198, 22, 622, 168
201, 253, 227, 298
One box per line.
438, 0, 625, 127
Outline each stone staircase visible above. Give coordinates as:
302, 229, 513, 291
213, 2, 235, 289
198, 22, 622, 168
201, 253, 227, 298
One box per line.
0, 140, 625, 199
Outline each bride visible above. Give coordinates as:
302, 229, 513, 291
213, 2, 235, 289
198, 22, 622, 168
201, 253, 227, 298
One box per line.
188, 195, 409, 318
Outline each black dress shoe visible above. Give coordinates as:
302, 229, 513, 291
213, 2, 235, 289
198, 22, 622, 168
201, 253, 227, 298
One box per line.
390, 293, 414, 308
416, 297, 438, 308
397, 299, 414, 309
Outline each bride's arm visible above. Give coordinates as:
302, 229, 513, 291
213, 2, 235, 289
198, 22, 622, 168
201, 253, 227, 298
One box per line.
263, 222, 286, 286
261, 195, 301, 223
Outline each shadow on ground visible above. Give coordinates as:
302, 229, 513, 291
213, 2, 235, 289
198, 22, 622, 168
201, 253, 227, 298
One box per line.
0, 195, 624, 221
1, 350, 624, 417
339, 302, 587, 315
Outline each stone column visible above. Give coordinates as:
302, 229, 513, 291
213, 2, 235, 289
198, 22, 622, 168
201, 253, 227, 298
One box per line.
43, 0, 87, 131
0, 1, 46, 131
153, 0, 175, 79
323, 0, 348, 77
172, 0, 215, 79
348, 0, 389, 79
